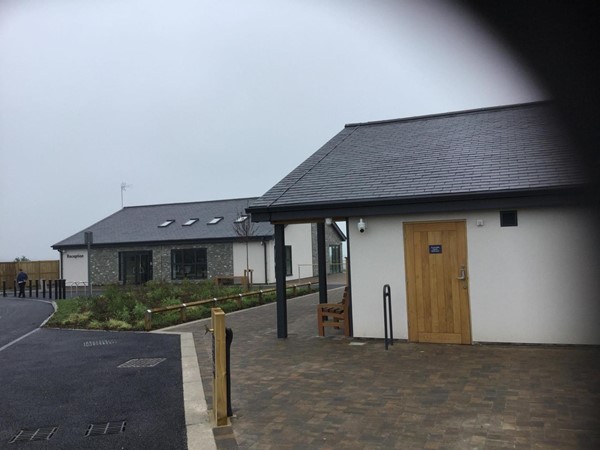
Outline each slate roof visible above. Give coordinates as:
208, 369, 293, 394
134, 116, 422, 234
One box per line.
53, 198, 274, 249
248, 102, 585, 217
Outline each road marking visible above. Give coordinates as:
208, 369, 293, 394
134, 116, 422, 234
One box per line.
0, 328, 40, 353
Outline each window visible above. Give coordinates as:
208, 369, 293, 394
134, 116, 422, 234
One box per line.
500, 210, 518, 227
285, 245, 293, 276
171, 248, 207, 280
329, 244, 342, 274
159, 220, 175, 228
234, 215, 248, 223
208, 217, 223, 225
183, 218, 199, 226
118, 251, 153, 285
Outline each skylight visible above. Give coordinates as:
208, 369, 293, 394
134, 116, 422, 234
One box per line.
159, 220, 175, 228
234, 215, 248, 223
208, 217, 223, 225
183, 218, 199, 226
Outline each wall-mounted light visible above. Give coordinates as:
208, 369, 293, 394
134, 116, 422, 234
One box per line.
358, 218, 366, 233
325, 218, 332, 225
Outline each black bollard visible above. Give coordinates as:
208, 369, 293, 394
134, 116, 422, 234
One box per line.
226, 327, 233, 417
35, 280, 39, 298
48, 280, 52, 299
29, 279, 32, 298
2, 280, 5, 297
42, 280, 46, 298
13, 280, 17, 297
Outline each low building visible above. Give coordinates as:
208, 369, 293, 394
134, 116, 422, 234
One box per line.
248, 101, 599, 345
52, 197, 345, 286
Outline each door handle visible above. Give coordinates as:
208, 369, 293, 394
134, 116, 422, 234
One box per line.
457, 265, 466, 280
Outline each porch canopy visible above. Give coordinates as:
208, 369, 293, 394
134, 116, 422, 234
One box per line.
246, 101, 587, 338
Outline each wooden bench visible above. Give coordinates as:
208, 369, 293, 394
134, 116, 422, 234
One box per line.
213, 275, 248, 286
317, 287, 350, 337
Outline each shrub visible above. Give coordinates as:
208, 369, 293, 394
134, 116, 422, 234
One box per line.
106, 319, 133, 331
132, 302, 149, 321
90, 296, 110, 321
61, 311, 92, 327
48, 279, 316, 331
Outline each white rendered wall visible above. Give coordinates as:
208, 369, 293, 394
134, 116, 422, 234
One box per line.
233, 241, 270, 284
284, 224, 314, 281
61, 249, 88, 284
348, 207, 600, 344
231, 224, 314, 284
349, 216, 408, 340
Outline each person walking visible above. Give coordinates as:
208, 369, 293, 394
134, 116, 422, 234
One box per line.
17, 268, 28, 298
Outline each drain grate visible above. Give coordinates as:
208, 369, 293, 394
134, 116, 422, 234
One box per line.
83, 339, 118, 347
9, 427, 58, 443
118, 358, 166, 368
85, 421, 126, 437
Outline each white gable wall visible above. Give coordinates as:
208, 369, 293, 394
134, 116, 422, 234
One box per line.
233, 241, 270, 284
349, 206, 600, 344
232, 224, 315, 283
283, 224, 313, 281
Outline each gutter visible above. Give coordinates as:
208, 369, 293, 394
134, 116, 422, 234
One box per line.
247, 186, 589, 223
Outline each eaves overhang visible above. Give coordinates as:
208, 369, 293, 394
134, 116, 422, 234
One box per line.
247, 186, 590, 224
52, 235, 274, 250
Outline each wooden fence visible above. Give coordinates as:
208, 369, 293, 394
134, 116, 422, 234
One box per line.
144, 282, 314, 330
0, 260, 59, 284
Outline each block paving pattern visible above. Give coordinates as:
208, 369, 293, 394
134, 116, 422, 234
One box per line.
174, 287, 600, 449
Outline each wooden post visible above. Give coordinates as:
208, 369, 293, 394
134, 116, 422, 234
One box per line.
242, 272, 248, 291
144, 310, 152, 331
258, 290, 264, 305
180, 304, 187, 322
212, 307, 228, 426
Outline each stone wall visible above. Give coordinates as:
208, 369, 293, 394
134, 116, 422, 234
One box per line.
90, 247, 120, 285
89, 242, 233, 285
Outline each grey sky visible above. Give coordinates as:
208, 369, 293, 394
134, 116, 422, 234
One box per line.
0, 0, 545, 261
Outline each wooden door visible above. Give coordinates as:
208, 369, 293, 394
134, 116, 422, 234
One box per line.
404, 221, 471, 344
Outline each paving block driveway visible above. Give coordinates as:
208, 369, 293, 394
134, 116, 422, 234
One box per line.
174, 288, 600, 450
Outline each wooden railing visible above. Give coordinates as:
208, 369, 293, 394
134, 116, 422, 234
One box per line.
144, 282, 315, 330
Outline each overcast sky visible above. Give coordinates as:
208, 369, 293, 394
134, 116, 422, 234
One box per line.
0, 0, 545, 261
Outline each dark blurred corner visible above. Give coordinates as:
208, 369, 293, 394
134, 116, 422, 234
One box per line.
459, 1, 599, 212
460, 1, 600, 341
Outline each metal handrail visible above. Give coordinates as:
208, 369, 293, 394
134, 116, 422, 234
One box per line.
297, 263, 347, 279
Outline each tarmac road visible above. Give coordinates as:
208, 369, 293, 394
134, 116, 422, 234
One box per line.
0, 298, 55, 350
0, 299, 193, 449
